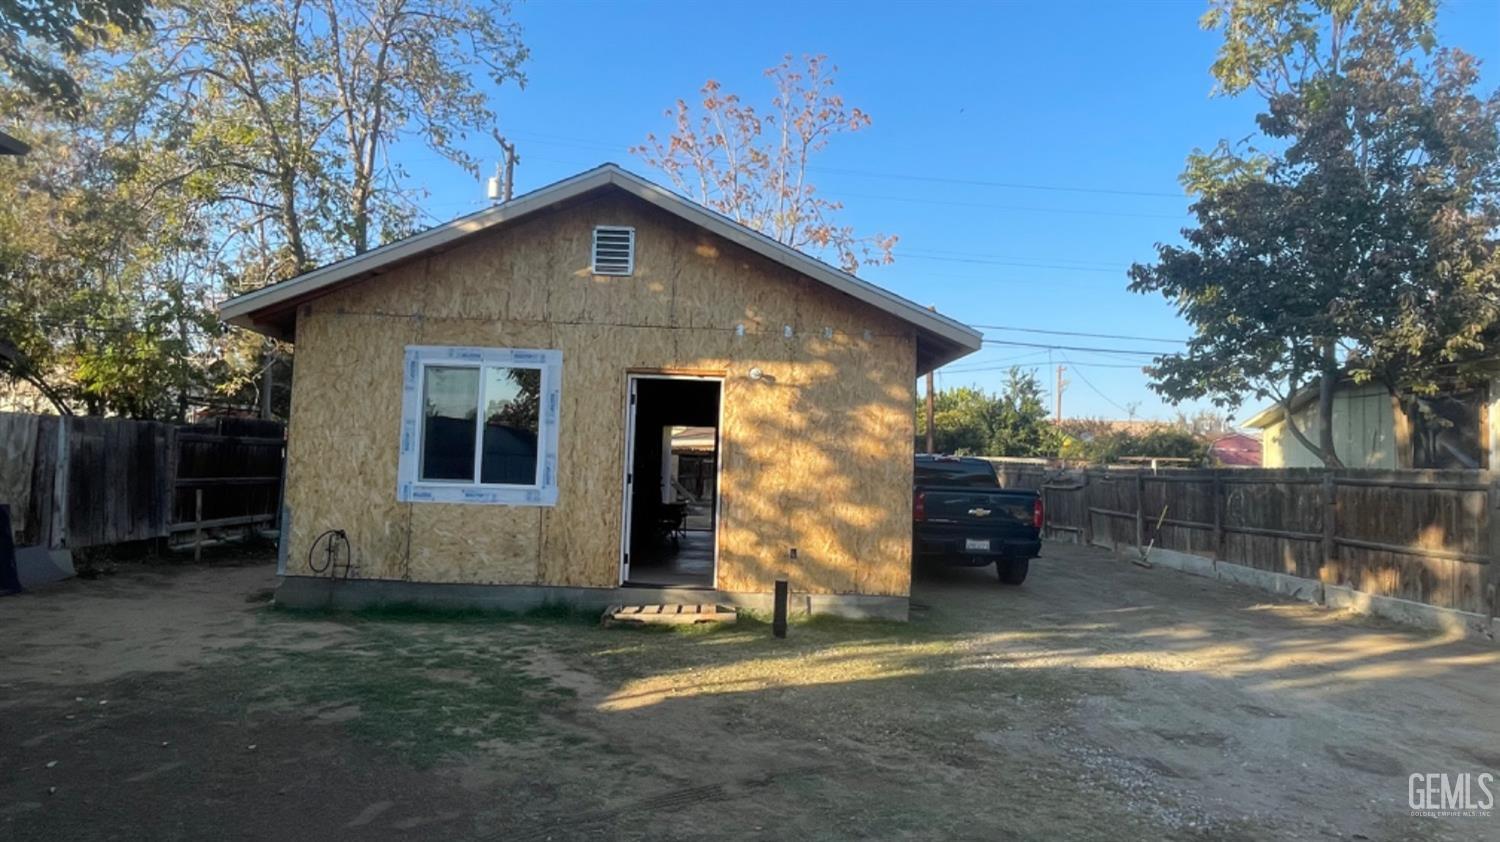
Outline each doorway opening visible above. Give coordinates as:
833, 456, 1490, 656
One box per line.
621, 374, 722, 588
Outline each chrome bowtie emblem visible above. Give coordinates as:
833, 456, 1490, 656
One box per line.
968, 507, 991, 517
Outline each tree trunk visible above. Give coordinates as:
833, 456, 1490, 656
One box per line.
1316, 344, 1344, 468
1390, 391, 1414, 469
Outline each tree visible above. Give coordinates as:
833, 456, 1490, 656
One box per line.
915, 369, 1059, 457
0, 71, 219, 419
1058, 419, 1208, 465
634, 54, 896, 273
1129, 0, 1500, 468
0, 0, 150, 111
989, 368, 1057, 456
921, 387, 996, 456
128, 0, 527, 417
1171, 408, 1236, 437
127, 0, 527, 277
0, 0, 529, 419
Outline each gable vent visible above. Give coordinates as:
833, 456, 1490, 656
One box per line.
592, 226, 635, 275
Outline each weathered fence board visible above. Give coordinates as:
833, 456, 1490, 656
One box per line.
0, 412, 284, 551
1029, 462, 1497, 615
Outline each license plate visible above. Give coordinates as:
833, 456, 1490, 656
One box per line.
964, 538, 990, 552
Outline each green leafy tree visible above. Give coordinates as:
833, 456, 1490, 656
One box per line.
0, 71, 219, 418
988, 368, 1057, 456
922, 387, 993, 455
916, 369, 1059, 457
0, 0, 150, 111
1058, 420, 1208, 465
0, 0, 529, 419
1129, 0, 1500, 468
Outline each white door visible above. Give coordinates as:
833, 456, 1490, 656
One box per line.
619, 377, 640, 584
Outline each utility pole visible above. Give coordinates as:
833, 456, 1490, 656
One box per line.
488, 129, 520, 202
925, 305, 937, 454
1054, 364, 1067, 425
925, 369, 936, 454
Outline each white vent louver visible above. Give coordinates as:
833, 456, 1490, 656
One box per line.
592, 226, 635, 276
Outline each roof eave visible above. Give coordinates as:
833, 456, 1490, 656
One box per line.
217, 163, 983, 369
1240, 404, 1284, 429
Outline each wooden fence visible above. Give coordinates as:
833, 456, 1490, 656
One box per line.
1018, 464, 1498, 617
0, 413, 284, 551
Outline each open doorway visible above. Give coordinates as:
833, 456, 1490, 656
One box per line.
621, 374, 722, 588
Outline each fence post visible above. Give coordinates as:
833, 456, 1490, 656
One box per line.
162, 425, 179, 548
1212, 470, 1224, 561
1488, 474, 1500, 621
1, 504, 19, 594
50, 417, 69, 550
193, 488, 204, 563
1081, 471, 1093, 548
1134, 471, 1145, 550
1321, 473, 1336, 581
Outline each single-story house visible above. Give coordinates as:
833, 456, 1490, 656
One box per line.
1243, 378, 1500, 470
219, 163, 980, 619
1207, 431, 1262, 467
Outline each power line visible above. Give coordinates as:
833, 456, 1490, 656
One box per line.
942, 350, 1054, 373
972, 324, 1186, 344
499, 130, 1187, 200
839, 191, 1186, 220
1060, 354, 1133, 415
980, 338, 1178, 357
1064, 360, 1155, 369
894, 254, 1123, 273
900, 246, 1129, 269
812, 165, 1184, 198
944, 359, 1148, 375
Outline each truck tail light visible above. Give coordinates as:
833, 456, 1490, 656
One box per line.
914, 491, 926, 522
1032, 497, 1044, 530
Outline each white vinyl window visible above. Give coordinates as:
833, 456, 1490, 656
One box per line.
397, 346, 562, 506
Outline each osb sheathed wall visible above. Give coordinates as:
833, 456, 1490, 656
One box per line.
283, 190, 917, 596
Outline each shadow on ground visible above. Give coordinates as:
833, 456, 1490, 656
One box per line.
2, 541, 1496, 841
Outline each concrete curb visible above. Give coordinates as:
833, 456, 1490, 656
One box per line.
274, 575, 909, 621
1104, 542, 1496, 644
1323, 584, 1495, 641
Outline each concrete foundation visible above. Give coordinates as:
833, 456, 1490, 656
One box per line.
1323, 584, 1494, 640
1105, 541, 1496, 644
274, 575, 909, 621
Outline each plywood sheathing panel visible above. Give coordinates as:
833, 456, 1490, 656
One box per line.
284, 308, 416, 579
280, 188, 919, 596
403, 316, 554, 584
405, 503, 541, 584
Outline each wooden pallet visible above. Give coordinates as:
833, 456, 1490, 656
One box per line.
603, 603, 738, 626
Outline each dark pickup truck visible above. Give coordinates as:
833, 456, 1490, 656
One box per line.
913, 455, 1042, 584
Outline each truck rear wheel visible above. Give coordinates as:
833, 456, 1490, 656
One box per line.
997, 558, 1029, 585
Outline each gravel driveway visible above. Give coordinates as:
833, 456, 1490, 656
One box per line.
2, 543, 1496, 841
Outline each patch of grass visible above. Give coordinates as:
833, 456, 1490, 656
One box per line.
265, 598, 602, 627
349, 602, 516, 624
238, 626, 573, 767
520, 600, 599, 624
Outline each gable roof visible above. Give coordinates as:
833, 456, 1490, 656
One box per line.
218, 163, 981, 372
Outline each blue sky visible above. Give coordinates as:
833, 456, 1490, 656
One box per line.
400, 0, 1500, 424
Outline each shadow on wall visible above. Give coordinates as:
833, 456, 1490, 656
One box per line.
711, 337, 915, 597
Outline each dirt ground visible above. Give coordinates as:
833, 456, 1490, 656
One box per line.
2, 542, 1497, 841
